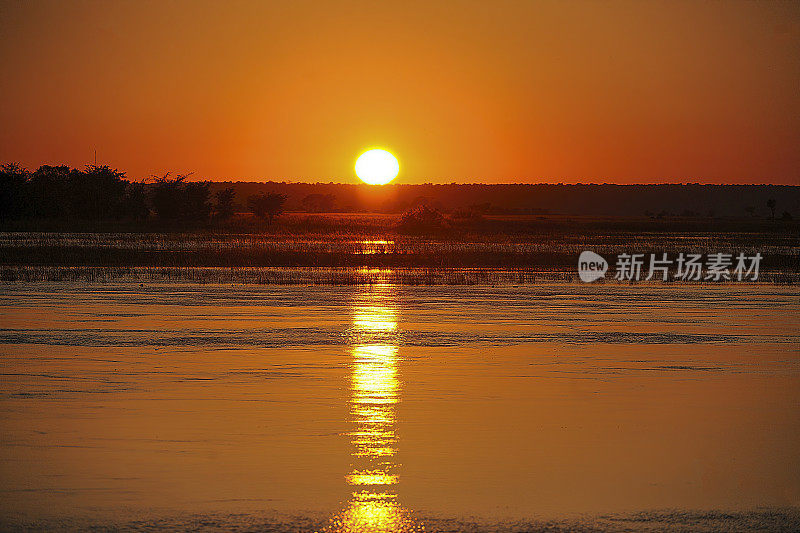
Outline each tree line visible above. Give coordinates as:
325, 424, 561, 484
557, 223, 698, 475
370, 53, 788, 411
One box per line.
2, 162, 797, 223
0, 163, 287, 224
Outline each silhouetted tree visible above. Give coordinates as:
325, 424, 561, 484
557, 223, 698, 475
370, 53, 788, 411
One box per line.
767, 198, 776, 220
0, 163, 30, 220
29, 165, 73, 218
184, 181, 211, 222
69, 165, 127, 220
151, 174, 186, 220
150, 173, 211, 222
399, 204, 444, 233
248, 192, 287, 224
214, 187, 236, 220
122, 181, 150, 221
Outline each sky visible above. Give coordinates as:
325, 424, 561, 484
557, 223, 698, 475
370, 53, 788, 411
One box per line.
0, 0, 798, 184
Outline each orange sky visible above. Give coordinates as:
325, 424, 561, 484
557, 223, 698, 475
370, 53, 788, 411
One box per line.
0, 0, 798, 184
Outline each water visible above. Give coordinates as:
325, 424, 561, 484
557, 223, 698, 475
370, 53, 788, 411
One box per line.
0, 282, 798, 531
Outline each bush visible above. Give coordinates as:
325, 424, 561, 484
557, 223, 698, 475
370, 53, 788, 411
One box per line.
214, 188, 236, 220
151, 173, 211, 222
68, 165, 128, 221
122, 181, 150, 220
0, 163, 30, 219
398, 204, 444, 233
248, 192, 287, 224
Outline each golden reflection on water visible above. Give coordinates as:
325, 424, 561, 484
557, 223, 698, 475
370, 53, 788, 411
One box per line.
321, 284, 423, 533
353, 240, 395, 255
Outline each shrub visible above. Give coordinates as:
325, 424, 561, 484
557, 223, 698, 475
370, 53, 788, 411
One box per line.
398, 204, 444, 233
151, 173, 211, 222
214, 187, 236, 220
248, 192, 287, 224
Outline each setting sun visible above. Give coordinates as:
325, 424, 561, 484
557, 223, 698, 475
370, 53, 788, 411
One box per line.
1, 3, 799, 532
355, 149, 399, 185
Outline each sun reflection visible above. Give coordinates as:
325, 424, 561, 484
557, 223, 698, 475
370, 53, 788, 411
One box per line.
328, 491, 422, 533
320, 283, 423, 533
346, 471, 399, 486
353, 240, 396, 255
353, 310, 397, 332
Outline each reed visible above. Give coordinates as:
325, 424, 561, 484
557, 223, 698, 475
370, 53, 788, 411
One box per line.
0, 215, 796, 283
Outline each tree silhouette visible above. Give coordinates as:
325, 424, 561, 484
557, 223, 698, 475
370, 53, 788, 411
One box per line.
150, 173, 210, 222
184, 181, 211, 222
29, 165, 72, 218
0, 163, 30, 220
122, 181, 150, 220
767, 198, 776, 220
248, 192, 287, 224
214, 187, 236, 220
69, 165, 128, 220
399, 204, 444, 233
151, 174, 187, 220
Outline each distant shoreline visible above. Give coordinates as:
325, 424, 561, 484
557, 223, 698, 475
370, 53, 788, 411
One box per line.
1, 215, 797, 283
2, 267, 798, 285
2, 507, 798, 533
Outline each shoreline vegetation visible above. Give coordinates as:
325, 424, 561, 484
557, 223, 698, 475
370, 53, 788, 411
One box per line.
1, 163, 797, 284
0, 214, 798, 284
1, 507, 798, 533
2, 162, 799, 225
2, 266, 798, 285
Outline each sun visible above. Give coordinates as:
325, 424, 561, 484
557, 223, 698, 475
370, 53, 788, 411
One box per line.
355, 149, 399, 185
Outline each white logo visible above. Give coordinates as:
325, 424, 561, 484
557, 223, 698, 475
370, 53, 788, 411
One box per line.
577, 251, 761, 282
578, 251, 608, 282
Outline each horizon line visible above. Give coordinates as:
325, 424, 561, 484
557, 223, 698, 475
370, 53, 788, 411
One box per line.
190, 179, 800, 187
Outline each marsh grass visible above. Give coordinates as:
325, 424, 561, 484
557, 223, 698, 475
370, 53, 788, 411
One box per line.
1, 266, 797, 285
0, 214, 796, 283
0, 265, 547, 284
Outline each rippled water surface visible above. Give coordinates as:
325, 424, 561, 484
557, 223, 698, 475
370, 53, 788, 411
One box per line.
0, 283, 798, 531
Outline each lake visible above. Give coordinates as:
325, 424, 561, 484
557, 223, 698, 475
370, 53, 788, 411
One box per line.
0, 282, 798, 531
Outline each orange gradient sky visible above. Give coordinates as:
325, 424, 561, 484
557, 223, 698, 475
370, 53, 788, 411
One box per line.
0, 0, 798, 184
